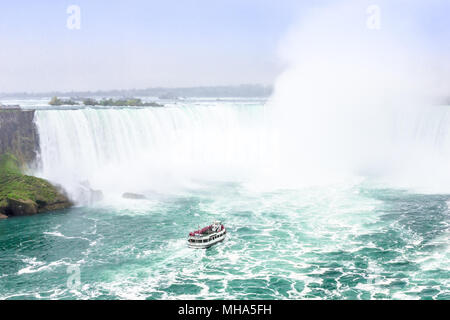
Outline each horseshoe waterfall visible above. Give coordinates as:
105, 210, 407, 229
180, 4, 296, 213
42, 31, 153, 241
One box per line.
0, 99, 448, 299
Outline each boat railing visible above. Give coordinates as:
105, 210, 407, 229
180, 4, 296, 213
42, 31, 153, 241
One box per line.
188, 228, 226, 240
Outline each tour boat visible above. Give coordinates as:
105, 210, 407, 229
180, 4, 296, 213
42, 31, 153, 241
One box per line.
187, 221, 226, 249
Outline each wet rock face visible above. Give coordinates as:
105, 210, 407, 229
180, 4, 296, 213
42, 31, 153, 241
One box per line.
78, 181, 104, 205
0, 178, 73, 218
5, 198, 38, 216
0, 181, 73, 218
0, 112, 73, 219
0, 154, 73, 218
0, 109, 39, 167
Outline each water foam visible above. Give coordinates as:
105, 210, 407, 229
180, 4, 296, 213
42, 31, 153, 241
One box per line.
34, 103, 272, 204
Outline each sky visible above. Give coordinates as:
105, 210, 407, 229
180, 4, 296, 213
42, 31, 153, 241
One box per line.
0, 0, 449, 93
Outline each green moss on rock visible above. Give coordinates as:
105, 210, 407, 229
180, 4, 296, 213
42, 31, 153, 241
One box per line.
0, 153, 72, 217
0, 153, 21, 174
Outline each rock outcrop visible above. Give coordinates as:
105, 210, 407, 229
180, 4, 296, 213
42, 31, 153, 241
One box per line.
0, 153, 72, 218
79, 181, 104, 204
5, 198, 38, 216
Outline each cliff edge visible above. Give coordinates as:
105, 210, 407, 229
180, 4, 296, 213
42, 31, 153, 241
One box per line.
0, 153, 72, 218
0, 110, 72, 218
0, 109, 39, 167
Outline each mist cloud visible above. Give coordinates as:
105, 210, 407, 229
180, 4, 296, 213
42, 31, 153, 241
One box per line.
268, 0, 450, 191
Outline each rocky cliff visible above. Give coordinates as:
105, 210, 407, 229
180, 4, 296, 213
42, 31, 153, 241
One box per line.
0, 109, 39, 168
0, 109, 73, 218
0, 153, 72, 218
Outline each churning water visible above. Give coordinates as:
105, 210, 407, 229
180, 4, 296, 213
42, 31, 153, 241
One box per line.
0, 98, 449, 299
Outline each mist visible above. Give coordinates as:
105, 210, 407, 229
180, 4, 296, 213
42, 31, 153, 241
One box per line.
31, 1, 450, 200
267, 0, 450, 192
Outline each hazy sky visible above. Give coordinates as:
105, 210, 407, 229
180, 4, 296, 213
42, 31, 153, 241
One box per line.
0, 0, 449, 93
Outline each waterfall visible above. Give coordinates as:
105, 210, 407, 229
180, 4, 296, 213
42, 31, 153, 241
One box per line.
33, 104, 272, 204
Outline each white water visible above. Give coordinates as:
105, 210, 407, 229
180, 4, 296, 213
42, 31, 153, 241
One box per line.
33, 100, 450, 209
34, 103, 274, 204
33, 2, 450, 203
265, 1, 450, 193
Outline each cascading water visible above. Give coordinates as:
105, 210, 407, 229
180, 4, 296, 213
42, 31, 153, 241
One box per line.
33, 100, 450, 205
263, 1, 450, 193
33, 103, 273, 204
2, 0, 449, 300
2, 98, 448, 300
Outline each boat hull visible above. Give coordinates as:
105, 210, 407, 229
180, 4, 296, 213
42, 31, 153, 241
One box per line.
187, 228, 226, 249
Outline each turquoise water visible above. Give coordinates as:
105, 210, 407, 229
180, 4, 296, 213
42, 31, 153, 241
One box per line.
1, 182, 449, 300
1, 100, 449, 299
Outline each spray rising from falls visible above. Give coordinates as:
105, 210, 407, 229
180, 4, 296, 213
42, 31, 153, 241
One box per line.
33, 2, 450, 204
33, 101, 450, 208
34, 104, 274, 204
266, 1, 450, 192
